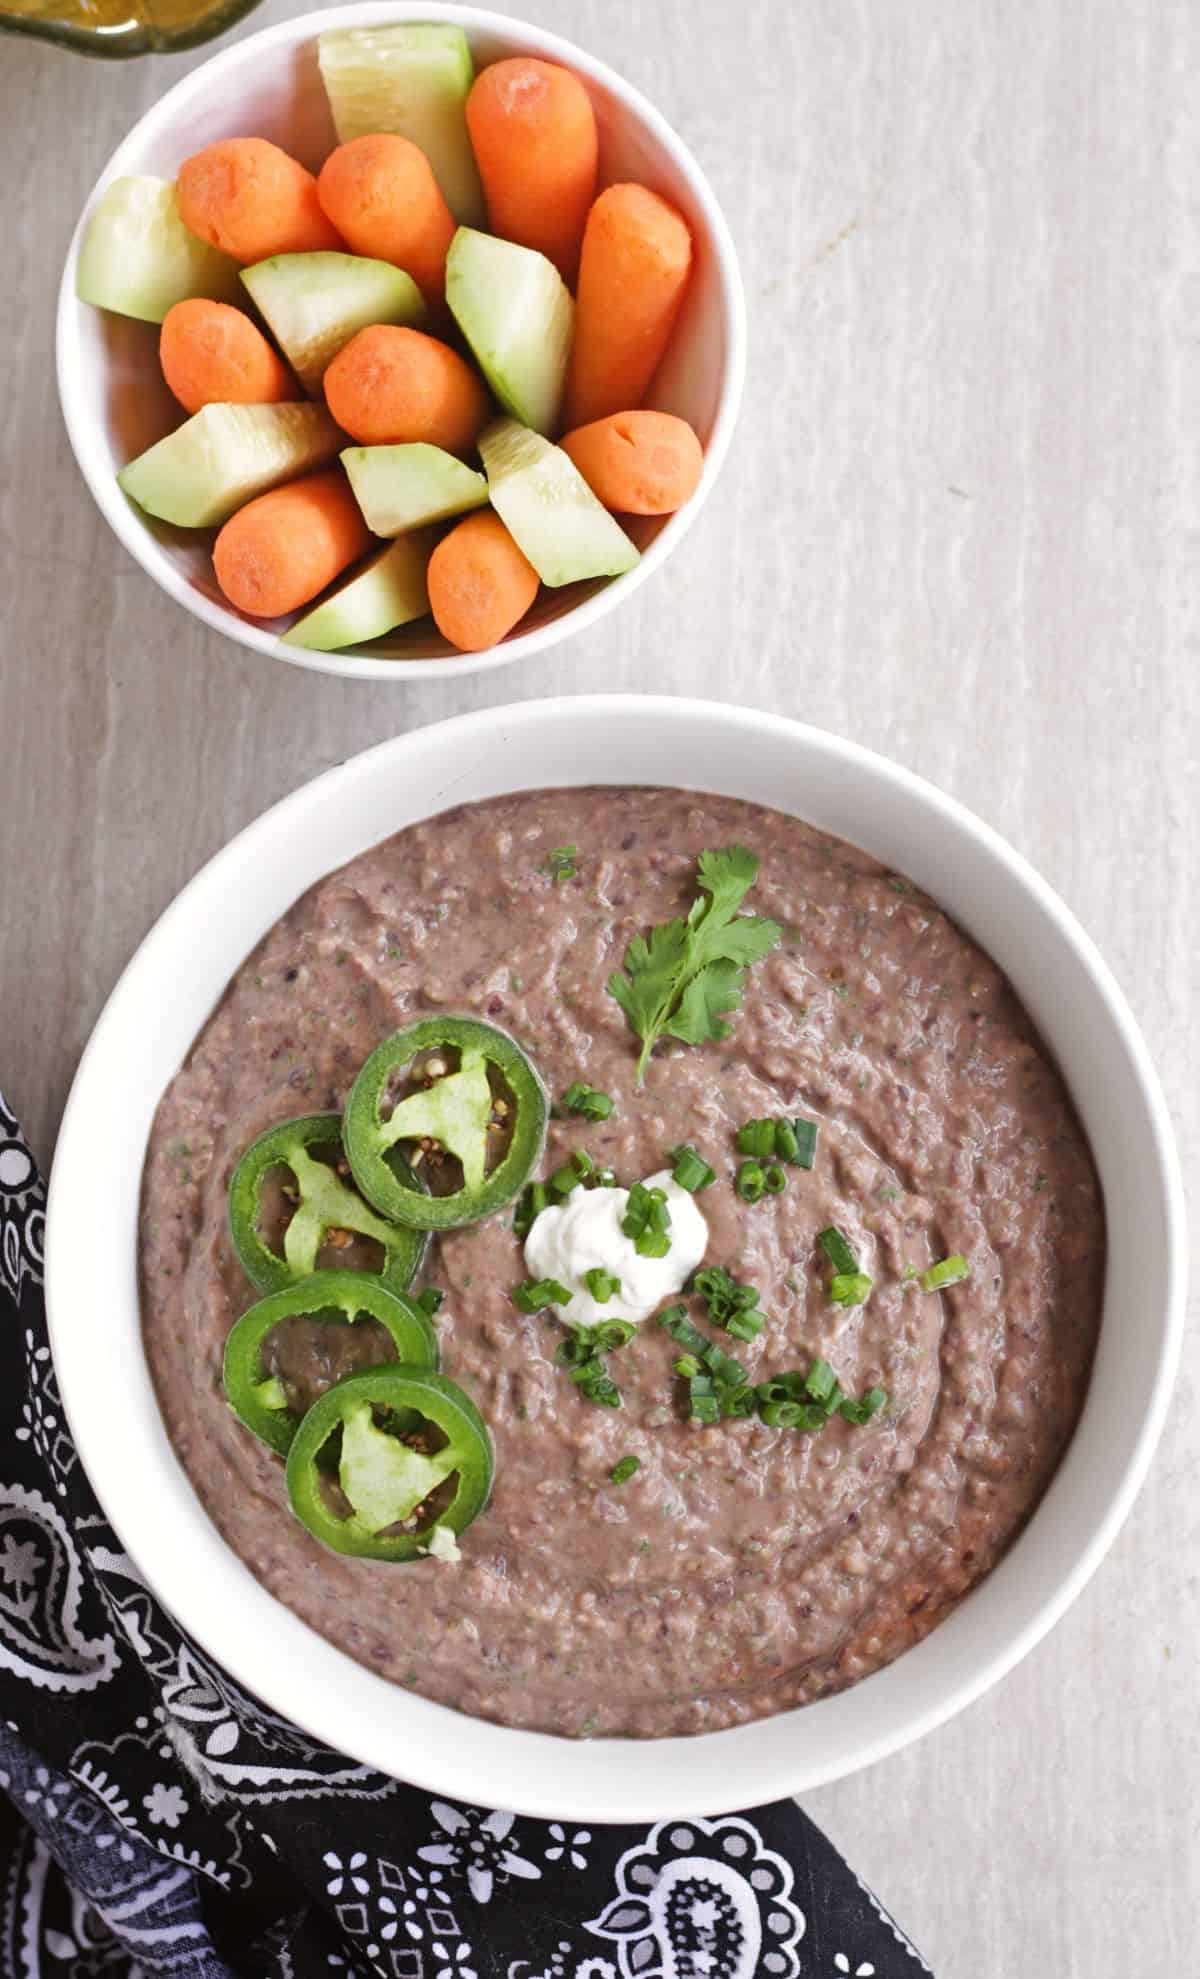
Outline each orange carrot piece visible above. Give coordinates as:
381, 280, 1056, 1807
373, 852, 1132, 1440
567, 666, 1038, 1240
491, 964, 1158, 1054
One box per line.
159, 299, 293, 415
560, 410, 703, 515
564, 184, 693, 428
213, 469, 371, 618
317, 134, 456, 308
323, 325, 488, 451
465, 58, 597, 280
178, 138, 343, 263
427, 509, 539, 651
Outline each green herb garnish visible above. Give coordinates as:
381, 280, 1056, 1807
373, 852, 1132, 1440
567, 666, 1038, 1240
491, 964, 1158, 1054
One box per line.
548, 1149, 595, 1198
763, 1162, 788, 1195
737, 1115, 819, 1168
830, 1271, 873, 1306
667, 1143, 715, 1192
817, 1225, 859, 1274
541, 844, 578, 885
838, 1387, 887, 1426
584, 1266, 621, 1303
513, 1277, 571, 1312
512, 1181, 548, 1240
607, 846, 782, 1083
735, 1160, 765, 1203
622, 1181, 672, 1257
415, 1286, 445, 1318
919, 1254, 970, 1292
610, 1455, 641, 1485
559, 1081, 613, 1121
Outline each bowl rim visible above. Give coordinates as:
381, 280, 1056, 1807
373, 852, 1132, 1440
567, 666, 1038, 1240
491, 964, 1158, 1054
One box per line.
45, 695, 1187, 1819
54, 1, 747, 683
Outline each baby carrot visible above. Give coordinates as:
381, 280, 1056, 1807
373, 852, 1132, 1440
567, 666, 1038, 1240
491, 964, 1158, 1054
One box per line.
465, 58, 597, 280
159, 299, 293, 415
317, 135, 456, 308
564, 184, 693, 428
324, 325, 488, 451
213, 468, 371, 618
427, 509, 539, 651
178, 138, 343, 263
560, 410, 703, 515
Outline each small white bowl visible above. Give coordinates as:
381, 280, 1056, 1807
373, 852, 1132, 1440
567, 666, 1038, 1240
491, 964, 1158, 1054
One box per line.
55, 4, 746, 681
45, 697, 1186, 1821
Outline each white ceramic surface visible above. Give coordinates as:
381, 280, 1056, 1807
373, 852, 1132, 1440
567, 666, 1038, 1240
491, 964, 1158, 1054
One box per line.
54, 4, 745, 682
44, 696, 1186, 1822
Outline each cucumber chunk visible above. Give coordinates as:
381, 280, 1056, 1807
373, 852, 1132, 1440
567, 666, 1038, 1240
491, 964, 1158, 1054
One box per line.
118, 403, 342, 529
283, 533, 434, 650
446, 228, 573, 438
76, 175, 240, 325
317, 23, 485, 227
478, 418, 639, 587
342, 444, 488, 536
240, 252, 426, 395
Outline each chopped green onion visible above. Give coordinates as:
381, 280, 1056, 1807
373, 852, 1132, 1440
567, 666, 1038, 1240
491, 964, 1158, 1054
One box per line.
720, 1383, 759, 1418
541, 843, 578, 885
580, 1373, 622, 1408
735, 1161, 765, 1203
773, 1120, 799, 1163
513, 1277, 571, 1312
593, 1166, 618, 1188
701, 1341, 746, 1388
760, 1398, 804, 1428
584, 1267, 621, 1303
560, 1081, 613, 1121
674, 1353, 702, 1378
415, 1286, 445, 1318
689, 1373, 720, 1424
736, 1118, 777, 1158
513, 1182, 548, 1239
623, 1181, 672, 1256
804, 1358, 838, 1405
790, 1117, 818, 1169
725, 1309, 765, 1342
668, 1143, 716, 1193
829, 1271, 873, 1306
838, 1387, 887, 1425
817, 1226, 858, 1275
920, 1254, 970, 1292
548, 1149, 594, 1197
610, 1455, 641, 1485
593, 1319, 636, 1352
566, 1352, 608, 1385
763, 1162, 788, 1195
635, 1229, 671, 1258
659, 1307, 710, 1358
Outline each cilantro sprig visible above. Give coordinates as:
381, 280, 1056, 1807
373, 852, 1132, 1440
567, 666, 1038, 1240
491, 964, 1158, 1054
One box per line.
607, 846, 782, 1084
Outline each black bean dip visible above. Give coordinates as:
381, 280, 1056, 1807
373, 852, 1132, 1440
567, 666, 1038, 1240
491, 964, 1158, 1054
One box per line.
140, 788, 1104, 1738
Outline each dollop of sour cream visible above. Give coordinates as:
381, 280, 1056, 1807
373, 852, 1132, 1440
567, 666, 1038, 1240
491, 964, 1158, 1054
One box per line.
524, 1170, 708, 1327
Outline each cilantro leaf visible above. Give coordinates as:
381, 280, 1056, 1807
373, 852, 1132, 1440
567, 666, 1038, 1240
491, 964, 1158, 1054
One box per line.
607, 845, 781, 1082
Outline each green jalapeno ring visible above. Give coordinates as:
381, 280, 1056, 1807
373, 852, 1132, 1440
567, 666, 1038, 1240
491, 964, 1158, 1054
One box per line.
345, 1018, 548, 1232
228, 1112, 428, 1295
285, 1366, 494, 1561
222, 1270, 440, 1458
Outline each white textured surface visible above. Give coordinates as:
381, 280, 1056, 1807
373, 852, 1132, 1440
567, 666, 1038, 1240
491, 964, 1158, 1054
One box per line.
1, 2, 1196, 1970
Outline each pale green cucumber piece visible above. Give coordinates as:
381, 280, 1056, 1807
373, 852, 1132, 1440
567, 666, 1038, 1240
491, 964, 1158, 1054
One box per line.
479, 418, 640, 587
317, 23, 485, 227
76, 175, 240, 325
283, 533, 434, 650
446, 228, 573, 438
118, 403, 342, 529
240, 253, 425, 395
342, 444, 488, 536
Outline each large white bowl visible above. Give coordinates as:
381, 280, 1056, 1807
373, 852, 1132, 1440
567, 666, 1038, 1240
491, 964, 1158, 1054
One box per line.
55, 4, 745, 682
45, 698, 1186, 1820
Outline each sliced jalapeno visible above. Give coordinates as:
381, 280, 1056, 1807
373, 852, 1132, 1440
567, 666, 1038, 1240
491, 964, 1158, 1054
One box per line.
285, 1366, 494, 1561
222, 1270, 439, 1457
228, 1112, 427, 1295
345, 1018, 547, 1231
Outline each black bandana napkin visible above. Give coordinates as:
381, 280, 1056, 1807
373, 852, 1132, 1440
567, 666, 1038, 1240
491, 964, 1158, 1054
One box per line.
0, 1089, 931, 1978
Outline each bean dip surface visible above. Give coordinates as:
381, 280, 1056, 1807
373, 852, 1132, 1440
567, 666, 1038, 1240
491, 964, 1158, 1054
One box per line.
140, 788, 1104, 1738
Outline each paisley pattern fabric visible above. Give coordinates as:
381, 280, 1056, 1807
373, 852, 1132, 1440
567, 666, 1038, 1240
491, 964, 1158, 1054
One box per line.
0, 1092, 932, 1978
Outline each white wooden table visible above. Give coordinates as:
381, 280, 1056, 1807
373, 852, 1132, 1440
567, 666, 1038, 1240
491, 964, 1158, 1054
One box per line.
2, 2, 1196, 1968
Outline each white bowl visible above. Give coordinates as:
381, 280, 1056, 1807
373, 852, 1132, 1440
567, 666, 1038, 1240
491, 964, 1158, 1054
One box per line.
55, 4, 745, 682
45, 698, 1186, 1819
